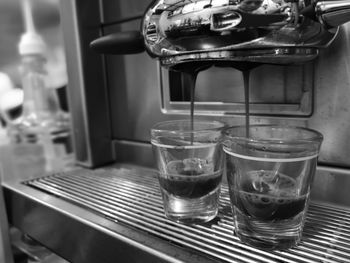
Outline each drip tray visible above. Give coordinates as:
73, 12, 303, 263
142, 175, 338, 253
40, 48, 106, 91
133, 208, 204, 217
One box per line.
9, 166, 350, 263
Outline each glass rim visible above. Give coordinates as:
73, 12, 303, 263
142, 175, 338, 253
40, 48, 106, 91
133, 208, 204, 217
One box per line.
224, 124, 323, 144
151, 119, 226, 134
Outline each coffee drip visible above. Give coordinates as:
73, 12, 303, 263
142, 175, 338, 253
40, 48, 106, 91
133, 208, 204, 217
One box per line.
172, 61, 261, 140
173, 62, 212, 140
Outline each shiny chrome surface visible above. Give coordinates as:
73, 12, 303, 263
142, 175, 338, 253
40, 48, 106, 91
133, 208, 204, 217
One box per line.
60, 0, 350, 168
19, 1, 350, 262
141, 0, 350, 66
316, 0, 350, 28
4, 164, 350, 263
102, 24, 350, 168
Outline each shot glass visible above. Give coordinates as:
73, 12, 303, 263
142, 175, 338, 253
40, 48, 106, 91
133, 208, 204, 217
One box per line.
151, 119, 226, 224
223, 125, 323, 250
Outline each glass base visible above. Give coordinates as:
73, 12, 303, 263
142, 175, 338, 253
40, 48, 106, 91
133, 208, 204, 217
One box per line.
236, 232, 301, 250
234, 208, 305, 250
161, 188, 220, 224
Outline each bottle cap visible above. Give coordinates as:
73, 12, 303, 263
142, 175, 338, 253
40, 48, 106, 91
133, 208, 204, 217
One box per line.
18, 32, 47, 56
19, 0, 47, 56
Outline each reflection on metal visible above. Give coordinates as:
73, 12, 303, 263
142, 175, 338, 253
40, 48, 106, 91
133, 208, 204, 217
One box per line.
141, 0, 350, 67
316, 0, 350, 28
210, 10, 242, 31
7, 165, 350, 263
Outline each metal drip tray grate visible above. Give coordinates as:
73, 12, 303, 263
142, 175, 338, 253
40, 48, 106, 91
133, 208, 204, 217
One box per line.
24, 167, 350, 263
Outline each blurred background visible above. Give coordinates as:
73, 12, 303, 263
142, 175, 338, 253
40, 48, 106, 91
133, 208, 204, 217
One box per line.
0, 0, 68, 111
0, 1, 70, 262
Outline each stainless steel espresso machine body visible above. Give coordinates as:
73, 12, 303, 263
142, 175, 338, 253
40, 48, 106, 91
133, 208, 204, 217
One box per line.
3, 0, 350, 262
86, 0, 350, 170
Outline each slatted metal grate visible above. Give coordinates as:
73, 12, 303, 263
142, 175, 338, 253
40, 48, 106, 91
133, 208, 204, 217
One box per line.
24, 167, 350, 263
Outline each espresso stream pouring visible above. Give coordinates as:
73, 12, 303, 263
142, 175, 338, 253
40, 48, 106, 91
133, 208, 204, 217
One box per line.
90, 0, 350, 68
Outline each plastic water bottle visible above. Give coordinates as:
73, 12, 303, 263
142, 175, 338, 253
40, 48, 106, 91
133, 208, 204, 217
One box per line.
9, 0, 72, 175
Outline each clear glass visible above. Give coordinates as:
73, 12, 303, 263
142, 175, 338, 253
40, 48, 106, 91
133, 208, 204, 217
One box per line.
151, 119, 226, 224
223, 125, 323, 250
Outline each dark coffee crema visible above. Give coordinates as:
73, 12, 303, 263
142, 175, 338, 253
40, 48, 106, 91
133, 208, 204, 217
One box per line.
159, 170, 223, 198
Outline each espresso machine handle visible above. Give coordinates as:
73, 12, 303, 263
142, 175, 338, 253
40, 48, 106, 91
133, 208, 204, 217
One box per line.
90, 31, 145, 55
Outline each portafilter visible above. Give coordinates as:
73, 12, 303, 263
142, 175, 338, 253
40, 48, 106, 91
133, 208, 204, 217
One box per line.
90, 0, 350, 69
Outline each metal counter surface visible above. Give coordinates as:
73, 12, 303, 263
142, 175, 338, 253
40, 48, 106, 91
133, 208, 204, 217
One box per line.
3, 164, 350, 263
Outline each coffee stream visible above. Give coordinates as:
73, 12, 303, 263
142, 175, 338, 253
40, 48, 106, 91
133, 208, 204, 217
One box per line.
232, 62, 261, 138
243, 70, 250, 138
188, 72, 197, 139
180, 63, 212, 144
180, 62, 260, 141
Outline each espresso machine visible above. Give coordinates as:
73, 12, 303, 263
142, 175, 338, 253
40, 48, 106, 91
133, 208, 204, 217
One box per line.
3, 0, 350, 262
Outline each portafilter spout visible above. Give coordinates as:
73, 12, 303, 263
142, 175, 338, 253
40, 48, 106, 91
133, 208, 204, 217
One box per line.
91, 0, 350, 67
